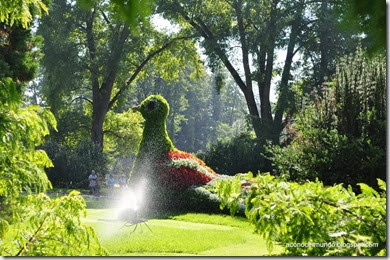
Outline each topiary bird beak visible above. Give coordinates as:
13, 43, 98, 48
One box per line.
132, 105, 140, 112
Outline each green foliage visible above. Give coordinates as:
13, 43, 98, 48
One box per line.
128, 95, 175, 212
0, 0, 48, 28
198, 132, 266, 176
49, 110, 91, 150
0, 100, 106, 256
41, 102, 142, 188
0, 1, 106, 255
104, 109, 143, 157
37, 108, 108, 188
44, 139, 109, 188
103, 109, 143, 179
77, 0, 154, 28
0, 191, 107, 256
268, 47, 386, 188
334, 47, 386, 140
180, 186, 221, 213
0, 105, 55, 213
335, 0, 385, 53
0, 21, 42, 106
215, 173, 386, 256
139, 95, 170, 125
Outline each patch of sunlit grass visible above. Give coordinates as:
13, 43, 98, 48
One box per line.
82, 209, 283, 256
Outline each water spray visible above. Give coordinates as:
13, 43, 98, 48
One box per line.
117, 178, 152, 233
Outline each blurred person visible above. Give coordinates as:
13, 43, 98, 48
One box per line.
88, 170, 98, 196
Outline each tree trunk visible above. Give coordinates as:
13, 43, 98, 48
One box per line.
92, 98, 107, 147
233, 0, 262, 139
260, 0, 278, 123
86, 12, 129, 147
318, 0, 331, 86
274, 8, 302, 131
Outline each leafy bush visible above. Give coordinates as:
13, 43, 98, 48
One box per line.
215, 173, 386, 256
198, 132, 267, 175
0, 105, 106, 256
0, 105, 55, 218
0, 6, 106, 255
103, 109, 143, 157
44, 139, 109, 188
0, 191, 107, 256
268, 47, 386, 188
42, 107, 143, 188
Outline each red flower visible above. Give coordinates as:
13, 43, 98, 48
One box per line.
157, 150, 217, 190
166, 150, 207, 168
159, 166, 212, 189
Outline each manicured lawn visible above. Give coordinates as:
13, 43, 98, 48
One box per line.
81, 198, 283, 256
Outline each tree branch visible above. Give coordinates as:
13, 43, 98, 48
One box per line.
293, 44, 303, 56
181, 13, 248, 93
100, 9, 111, 27
85, 7, 99, 93
103, 129, 124, 139
233, 0, 253, 89
76, 23, 87, 31
15, 215, 48, 256
70, 96, 93, 105
107, 36, 193, 110
195, 18, 214, 39
177, 5, 260, 119
99, 23, 130, 95
177, 7, 209, 39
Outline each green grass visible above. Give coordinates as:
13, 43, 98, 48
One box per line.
82, 208, 283, 256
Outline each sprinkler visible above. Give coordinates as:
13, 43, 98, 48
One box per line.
119, 208, 152, 233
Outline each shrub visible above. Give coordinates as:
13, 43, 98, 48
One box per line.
0, 191, 107, 256
198, 132, 267, 175
267, 47, 386, 188
129, 95, 220, 212
215, 173, 386, 256
44, 139, 109, 189
0, 105, 106, 256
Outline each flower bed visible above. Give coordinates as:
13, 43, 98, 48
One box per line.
158, 150, 218, 189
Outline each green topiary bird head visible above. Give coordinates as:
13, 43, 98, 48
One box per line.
138, 95, 170, 123
134, 95, 174, 155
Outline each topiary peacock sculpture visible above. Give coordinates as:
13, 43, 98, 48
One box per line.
129, 95, 221, 212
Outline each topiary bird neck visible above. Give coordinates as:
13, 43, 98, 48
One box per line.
140, 119, 174, 158
129, 94, 174, 191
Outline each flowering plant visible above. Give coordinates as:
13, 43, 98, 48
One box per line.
158, 150, 218, 189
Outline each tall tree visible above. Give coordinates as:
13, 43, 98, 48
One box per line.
38, 0, 198, 148
158, 0, 308, 143
158, 0, 362, 144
